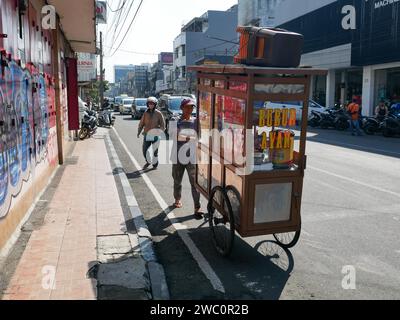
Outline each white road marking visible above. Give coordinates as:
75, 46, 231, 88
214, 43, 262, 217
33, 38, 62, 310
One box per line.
112, 127, 226, 294
308, 166, 400, 199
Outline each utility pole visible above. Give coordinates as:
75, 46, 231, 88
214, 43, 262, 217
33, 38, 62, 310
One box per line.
99, 31, 104, 108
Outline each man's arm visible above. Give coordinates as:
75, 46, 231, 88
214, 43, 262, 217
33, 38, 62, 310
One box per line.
138, 114, 145, 137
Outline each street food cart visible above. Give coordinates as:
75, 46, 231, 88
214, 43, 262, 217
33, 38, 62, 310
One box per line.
188, 64, 327, 257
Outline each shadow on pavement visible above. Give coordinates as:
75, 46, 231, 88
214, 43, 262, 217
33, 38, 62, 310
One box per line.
145, 207, 294, 300
305, 127, 400, 159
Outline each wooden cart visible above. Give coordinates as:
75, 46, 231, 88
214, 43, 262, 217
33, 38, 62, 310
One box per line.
188, 64, 327, 257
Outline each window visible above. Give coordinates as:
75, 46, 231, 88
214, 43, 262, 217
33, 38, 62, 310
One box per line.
182, 45, 186, 57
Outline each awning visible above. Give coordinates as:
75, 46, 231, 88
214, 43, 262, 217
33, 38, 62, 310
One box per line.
48, 0, 96, 53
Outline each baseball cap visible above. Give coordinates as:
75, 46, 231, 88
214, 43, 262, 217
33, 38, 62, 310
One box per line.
180, 98, 196, 109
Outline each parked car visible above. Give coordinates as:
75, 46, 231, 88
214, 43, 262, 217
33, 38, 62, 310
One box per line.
158, 95, 197, 135
114, 95, 128, 112
120, 97, 135, 115
263, 99, 326, 124
131, 98, 148, 119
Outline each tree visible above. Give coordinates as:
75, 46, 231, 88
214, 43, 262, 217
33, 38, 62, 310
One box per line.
88, 80, 110, 104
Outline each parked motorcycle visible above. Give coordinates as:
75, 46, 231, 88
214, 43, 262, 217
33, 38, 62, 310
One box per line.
362, 115, 385, 135
308, 110, 323, 127
381, 112, 400, 137
318, 108, 350, 130
98, 109, 115, 127
79, 110, 98, 140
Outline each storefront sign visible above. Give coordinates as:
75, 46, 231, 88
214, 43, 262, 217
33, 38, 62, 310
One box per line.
374, 0, 400, 9
77, 53, 97, 82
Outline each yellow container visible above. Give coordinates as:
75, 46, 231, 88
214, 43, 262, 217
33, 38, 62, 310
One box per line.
269, 130, 294, 169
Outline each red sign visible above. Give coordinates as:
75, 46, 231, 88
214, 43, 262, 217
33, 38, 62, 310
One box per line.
66, 58, 80, 130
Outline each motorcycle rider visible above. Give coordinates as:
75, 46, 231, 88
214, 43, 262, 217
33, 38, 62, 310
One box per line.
375, 100, 388, 122
137, 97, 165, 170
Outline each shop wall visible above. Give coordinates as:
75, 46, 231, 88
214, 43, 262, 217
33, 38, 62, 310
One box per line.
0, 0, 70, 251
278, 0, 400, 67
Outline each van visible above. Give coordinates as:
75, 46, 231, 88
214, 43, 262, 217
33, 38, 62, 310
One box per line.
114, 94, 128, 111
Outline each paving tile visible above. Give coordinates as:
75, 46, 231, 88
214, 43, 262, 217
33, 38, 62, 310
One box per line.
1, 129, 134, 301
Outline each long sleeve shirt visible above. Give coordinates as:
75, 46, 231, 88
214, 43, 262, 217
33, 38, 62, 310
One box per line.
138, 109, 166, 136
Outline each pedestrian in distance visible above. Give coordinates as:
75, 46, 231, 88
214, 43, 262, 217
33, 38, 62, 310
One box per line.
171, 98, 202, 220
347, 99, 363, 136
137, 97, 165, 170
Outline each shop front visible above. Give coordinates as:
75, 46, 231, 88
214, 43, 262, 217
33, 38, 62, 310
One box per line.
375, 66, 400, 106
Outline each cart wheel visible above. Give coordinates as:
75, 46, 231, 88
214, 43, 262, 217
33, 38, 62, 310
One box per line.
226, 185, 241, 223
273, 229, 301, 249
208, 186, 235, 257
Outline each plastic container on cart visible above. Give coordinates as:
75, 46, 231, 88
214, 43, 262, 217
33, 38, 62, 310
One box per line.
234, 26, 304, 68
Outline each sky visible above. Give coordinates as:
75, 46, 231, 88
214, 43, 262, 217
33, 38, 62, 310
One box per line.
99, 0, 238, 83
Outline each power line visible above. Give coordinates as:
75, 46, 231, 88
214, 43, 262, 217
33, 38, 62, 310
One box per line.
109, 0, 136, 51
106, 0, 135, 56
107, 0, 127, 12
104, 45, 158, 56
105, 36, 238, 58
109, 0, 144, 57
105, 0, 122, 45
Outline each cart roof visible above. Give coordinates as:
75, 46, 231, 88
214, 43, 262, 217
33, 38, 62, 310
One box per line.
188, 64, 327, 76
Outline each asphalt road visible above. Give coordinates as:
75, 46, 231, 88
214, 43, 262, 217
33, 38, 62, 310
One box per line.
110, 114, 400, 300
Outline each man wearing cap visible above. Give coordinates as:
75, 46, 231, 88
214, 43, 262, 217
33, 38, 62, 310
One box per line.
137, 97, 165, 169
171, 98, 202, 219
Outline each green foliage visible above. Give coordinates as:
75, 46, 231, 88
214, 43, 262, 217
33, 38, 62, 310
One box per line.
88, 80, 110, 103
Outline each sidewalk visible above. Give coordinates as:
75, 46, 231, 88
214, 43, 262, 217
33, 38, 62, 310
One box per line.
0, 128, 162, 300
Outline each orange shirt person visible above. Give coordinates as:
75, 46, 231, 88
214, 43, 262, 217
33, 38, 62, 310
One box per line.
347, 101, 360, 120
347, 99, 362, 136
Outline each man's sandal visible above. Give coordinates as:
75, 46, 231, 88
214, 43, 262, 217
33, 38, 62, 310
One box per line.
174, 200, 183, 208
194, 208, 203, 219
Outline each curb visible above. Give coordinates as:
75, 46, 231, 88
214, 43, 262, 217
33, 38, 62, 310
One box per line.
105, 134, 170, 300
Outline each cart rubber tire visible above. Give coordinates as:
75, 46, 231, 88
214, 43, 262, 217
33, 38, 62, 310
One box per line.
225, 185, 241, 224
273, 229, 301, 249
79, 128, 89, 140
208, 186, 235, 257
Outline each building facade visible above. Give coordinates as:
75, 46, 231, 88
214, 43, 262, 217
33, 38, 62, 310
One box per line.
131, 65, 150, 97
150, 52, 174, 95
0, 0, 96, 252
114, 65, 135, 83
238, 0, 400, 115
173, 5, 239, 93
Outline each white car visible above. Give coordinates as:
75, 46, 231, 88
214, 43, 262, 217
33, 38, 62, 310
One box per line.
120, 98, 135, 115
263, 100, 325, 122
